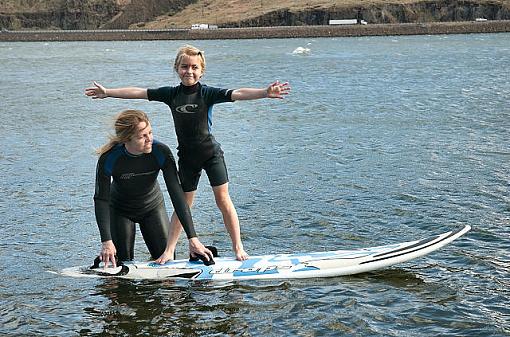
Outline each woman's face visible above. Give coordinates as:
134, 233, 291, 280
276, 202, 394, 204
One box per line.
177, 54, 203, 86
124, 121, 153, 155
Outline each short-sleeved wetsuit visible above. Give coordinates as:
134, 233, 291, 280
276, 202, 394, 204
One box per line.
147, 82, 234, 192
94, 140, 197, 261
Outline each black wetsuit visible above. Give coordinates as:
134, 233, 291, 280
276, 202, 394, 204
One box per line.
147, 82, 234, 192
94, 140, 196, 261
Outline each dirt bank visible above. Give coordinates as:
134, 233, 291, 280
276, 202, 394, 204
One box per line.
1, 0, 509, 30
1, 20, 509, 42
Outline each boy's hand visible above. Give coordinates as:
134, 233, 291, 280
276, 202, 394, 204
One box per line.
267, 80, 291, 99
85, 81, 108, 99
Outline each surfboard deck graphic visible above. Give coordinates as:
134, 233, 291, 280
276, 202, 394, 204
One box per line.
61, 225, 471, 281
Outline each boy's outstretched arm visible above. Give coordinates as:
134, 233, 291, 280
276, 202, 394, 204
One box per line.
231, 80, 290, 101
85, 81, 148, 99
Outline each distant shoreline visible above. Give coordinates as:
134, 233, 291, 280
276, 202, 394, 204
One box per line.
1, 21, 509, 42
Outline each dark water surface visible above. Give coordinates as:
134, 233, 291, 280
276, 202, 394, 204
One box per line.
0, 34, 509, 336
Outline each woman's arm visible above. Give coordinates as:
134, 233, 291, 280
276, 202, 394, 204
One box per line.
159, 153, 213, 264
162, 168, 197, 240
85, 81, 148, 99
93, 159, 118, 267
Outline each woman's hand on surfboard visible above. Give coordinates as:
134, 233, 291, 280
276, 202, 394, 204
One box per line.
188, 238, 214, 262
100, 240, 117, 268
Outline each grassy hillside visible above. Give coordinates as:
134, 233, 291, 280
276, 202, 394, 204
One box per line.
131, 0, 510, 28
1, 0, 509, 30
139, 0, 433, 28
0, 0, 61, 12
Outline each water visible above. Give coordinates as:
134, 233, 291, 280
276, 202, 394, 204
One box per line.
0, 34, 509, 336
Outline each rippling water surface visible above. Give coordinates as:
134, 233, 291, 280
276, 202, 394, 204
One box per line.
1, 34, 509, 336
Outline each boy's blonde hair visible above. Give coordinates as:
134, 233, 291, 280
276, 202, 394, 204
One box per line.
173, 45, 206, 73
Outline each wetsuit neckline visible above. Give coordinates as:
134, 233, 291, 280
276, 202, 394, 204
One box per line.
181, 82, 200, 94
123, 145, 145, 158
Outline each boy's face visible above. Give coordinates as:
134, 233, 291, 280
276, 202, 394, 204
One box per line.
177, 54, 203, 86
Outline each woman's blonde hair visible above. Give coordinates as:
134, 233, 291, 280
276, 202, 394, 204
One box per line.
173, 44, 206, 73
96, 109, 150, 155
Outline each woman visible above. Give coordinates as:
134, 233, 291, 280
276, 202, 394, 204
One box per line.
94, 109, 212, 267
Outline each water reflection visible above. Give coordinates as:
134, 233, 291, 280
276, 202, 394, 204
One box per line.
80, 279, 291, 336
81, 279, 215, 335
77, 270, 466, 337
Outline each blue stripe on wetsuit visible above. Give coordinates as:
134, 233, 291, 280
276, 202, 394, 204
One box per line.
104, 144, 124, 176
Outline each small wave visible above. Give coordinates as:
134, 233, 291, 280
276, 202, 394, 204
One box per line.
292, 47, 311, 55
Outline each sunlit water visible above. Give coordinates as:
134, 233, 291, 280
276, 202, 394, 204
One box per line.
0, 33, 509, 336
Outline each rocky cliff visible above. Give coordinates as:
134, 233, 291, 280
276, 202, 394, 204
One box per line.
225, 1, 510, 27
0, 0, 197, 30
0, 0, 118, 30
0, 0, 509, 30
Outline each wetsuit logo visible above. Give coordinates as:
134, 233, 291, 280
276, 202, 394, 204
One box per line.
120, 171, 157, 179
176, 104, 199, 114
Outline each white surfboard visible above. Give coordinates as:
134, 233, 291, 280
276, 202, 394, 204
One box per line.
61, 225, 471, 281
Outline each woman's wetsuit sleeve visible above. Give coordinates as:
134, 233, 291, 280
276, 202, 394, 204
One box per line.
160, 152, 198, 239
93, 156, 112, 242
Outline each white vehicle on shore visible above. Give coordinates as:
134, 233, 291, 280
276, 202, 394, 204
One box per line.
329, 19, 367, 25
191, 23, 218, 29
